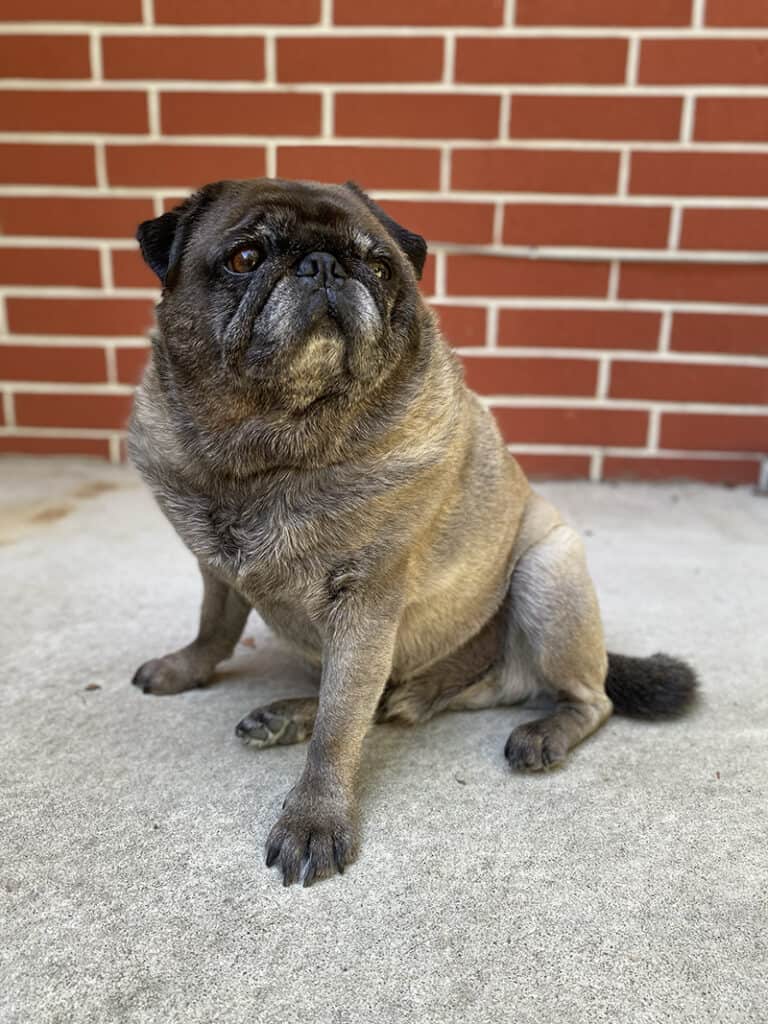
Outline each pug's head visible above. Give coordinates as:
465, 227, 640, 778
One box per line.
137, 178, 429, 415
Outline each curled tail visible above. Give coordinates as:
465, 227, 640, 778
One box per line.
605, 652, 699, 718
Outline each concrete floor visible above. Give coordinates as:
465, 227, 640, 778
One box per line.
0, 457, 766, 1024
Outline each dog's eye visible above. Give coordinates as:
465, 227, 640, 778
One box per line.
368, 260, 390, 280
226, 247, 260, 274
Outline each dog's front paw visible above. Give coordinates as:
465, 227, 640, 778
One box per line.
131, 651, 211, 696
265, 785, 357, 887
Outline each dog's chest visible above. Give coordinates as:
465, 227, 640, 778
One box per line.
160, 478, 338, 602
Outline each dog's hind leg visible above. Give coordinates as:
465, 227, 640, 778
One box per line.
501, 523, 613, 771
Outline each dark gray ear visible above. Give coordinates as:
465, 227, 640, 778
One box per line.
136, 210, 183, 285
344, 181, 428, 280
136, 183, 222, 287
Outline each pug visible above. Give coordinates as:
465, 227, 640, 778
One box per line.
129, 178, 697, 887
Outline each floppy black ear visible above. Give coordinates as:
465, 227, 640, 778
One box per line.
344, 181, 428, 280
136, 210, 183, 285
136, 183, 223, 288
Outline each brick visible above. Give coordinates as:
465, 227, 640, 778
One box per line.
106, 145, 266, 187
378, 200, 495, 244
610, 360, 768, 405
0, 0, 140, 19
116, 346, 150, 383
455, 37, 626, 84
512, 453, 591, 479
670, 313, 768, 357
639, 40, 768, 85
161, 91, 321, 136
509, 96, 681, 141
447, 254, 610, 298
497, 309, 660, 350
334, 0, 503, 24
660, 413, 768, 452
0, 144, 95, 185
695, 98, 768, 143
0, 197, 154, 239
0, 90, 148, 134
431, 305, 487, 347
631, 152, 768, 197
503, 204, 669, 248
0, 434, 112, 458
277, 146, 440, 190
336, 93, 500, 140
0, 344, 106, 383
603, 456, 760, 485
619, 261, 768, 305
462, 356, 597, 396
15, 392, 134, 430
706, 0, 768, 26
155, 0, 320, 22
278, 37, 443, 83
681, 209, 768, 251
419, 253, 437, 296
452, 148, 619, 194
491, 407, 648, 446
0, 436, 111, 457
0, 35, 90, 78
0, 247, 100, 287
112, 250, 157, 289
103, 36, 265, 81
515, 0, 691, 25
7, 298, 155, 336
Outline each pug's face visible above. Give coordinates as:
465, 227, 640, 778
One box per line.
137, 178, 428, 414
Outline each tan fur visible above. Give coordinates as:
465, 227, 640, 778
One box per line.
130, 178, 621, 886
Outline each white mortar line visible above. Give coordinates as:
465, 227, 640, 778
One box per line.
94, 142, 108, 190
486, 303, 499, 348
667, 205, 683, 249
433, 250, 447, 299
6, 184, 768, 210
141, 0, 154, 25
1, 389, 14, 428
98, 244, 113, 291
104, 343, 118, 384
658, 309, 673, 352
89, 31, 102, 81
320, 0, 332, 28
693, 0, 707, 29
492, 202, 504, 244
321, 90, 334, 138
498, 92, 511, 141
607, 261, 620, 300
264, 35, 277, 86
109, 434, 122, 464
8, 78, 768, 98
681, 94, 696, 144
443, 33, 456, 85
265, 142, 277, 178
590, 451, 604, 481
146, 87, 161, 137
2, 24, 768, 37
647, 408, 662, 451
596, 357, 611, 399
617, 148, 631, 196
626, 36, 640, 87
439, 145, 451, 192
504, 0, 516, 25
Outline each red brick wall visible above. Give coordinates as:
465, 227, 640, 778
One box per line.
1, 0, 767, 483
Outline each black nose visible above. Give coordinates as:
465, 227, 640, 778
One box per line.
295, 251, 348, 287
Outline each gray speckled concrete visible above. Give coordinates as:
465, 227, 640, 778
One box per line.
1, 457, 766, 1024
